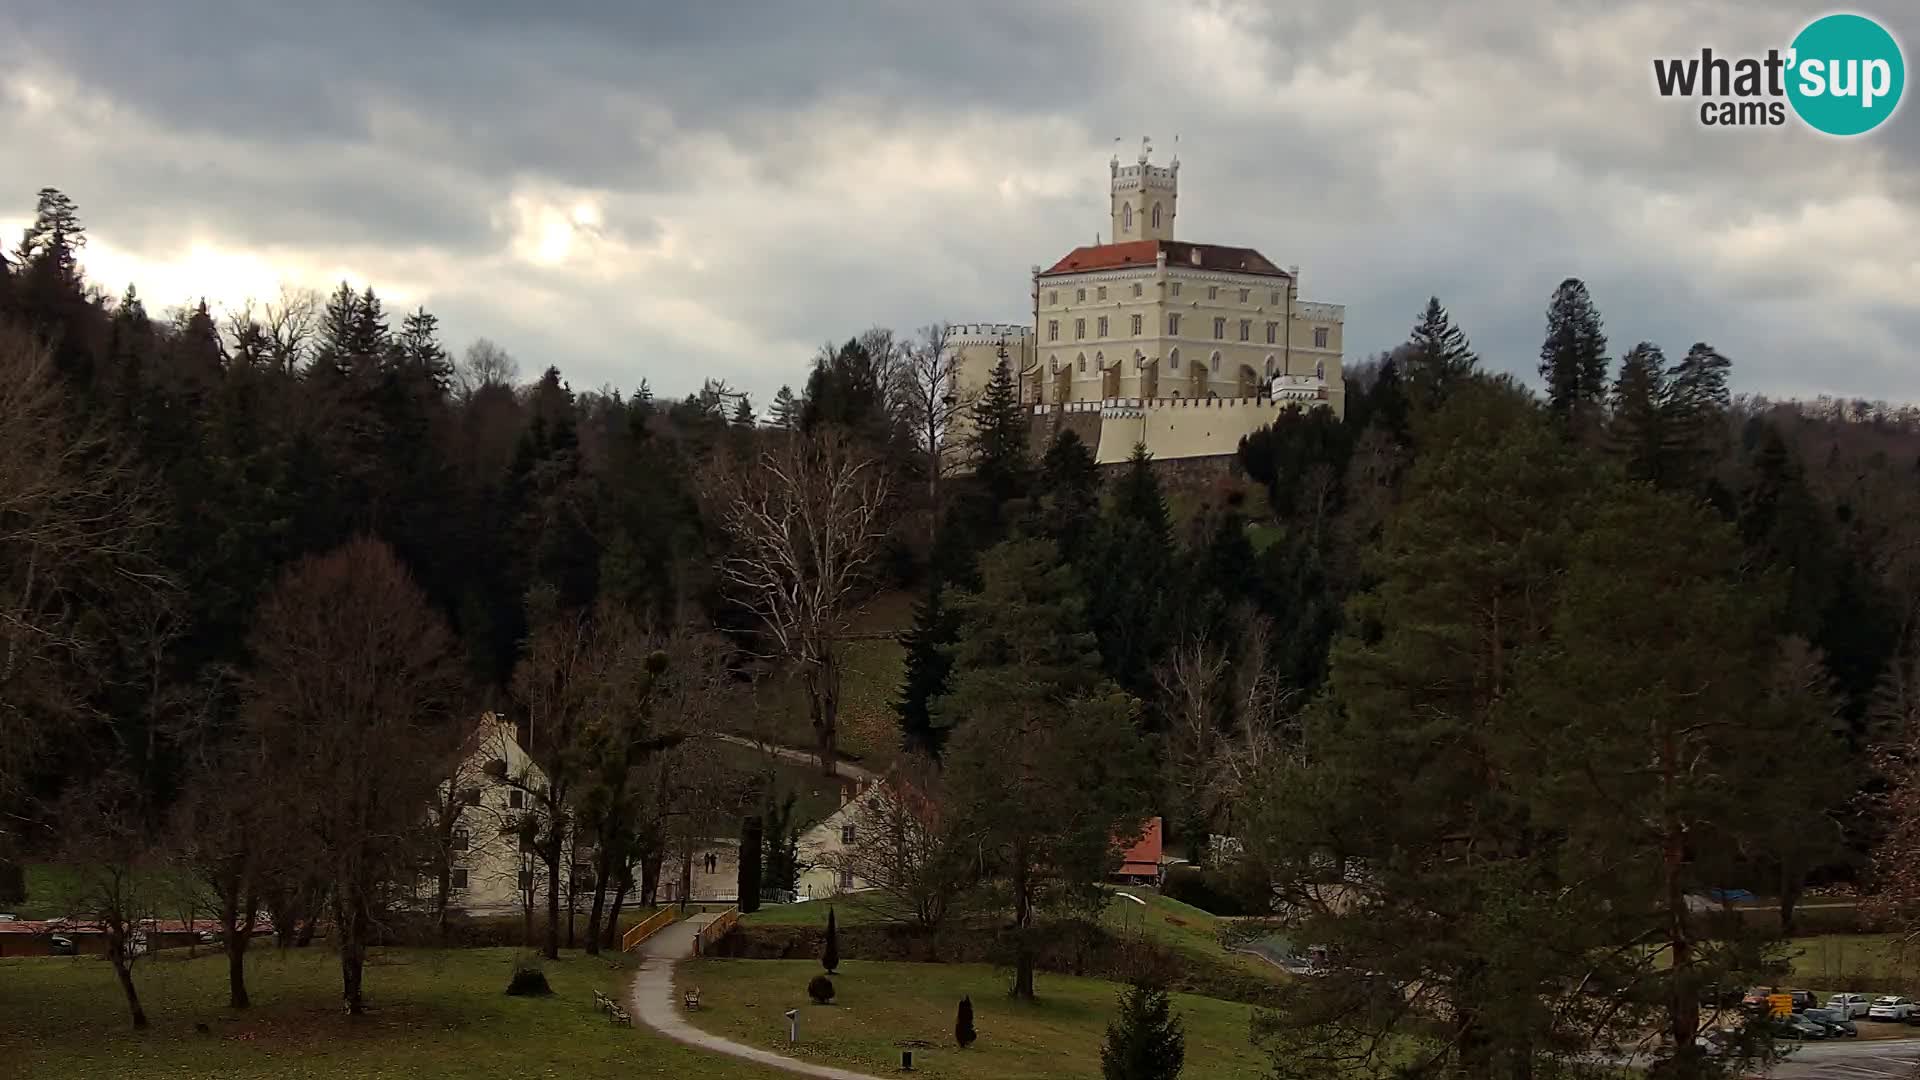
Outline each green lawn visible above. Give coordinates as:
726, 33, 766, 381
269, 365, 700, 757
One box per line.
9, 862, 200, 920
1787, 933, 1920, 993
739, 900, 881, 928
0, 946, 786, 1079
676, 957, 1270, 1079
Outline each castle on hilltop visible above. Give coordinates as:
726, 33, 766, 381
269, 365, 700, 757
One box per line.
950, 142, 1345, 466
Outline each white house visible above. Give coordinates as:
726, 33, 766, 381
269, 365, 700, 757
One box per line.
437, 713, 583, 917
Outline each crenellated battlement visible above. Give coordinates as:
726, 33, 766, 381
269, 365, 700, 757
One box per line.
950, 322, 1032, 344
1295, 300, 1345, 323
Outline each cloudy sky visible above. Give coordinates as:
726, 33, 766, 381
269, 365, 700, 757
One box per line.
3, 1, 1915, 408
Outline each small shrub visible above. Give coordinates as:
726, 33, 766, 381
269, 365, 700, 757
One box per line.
807, 974, 835, 1004
955, 994, 976, 1047
505, 951, 552, 996
1160, 865, 1248, 916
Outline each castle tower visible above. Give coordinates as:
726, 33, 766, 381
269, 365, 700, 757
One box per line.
1110, 137, 1177, 242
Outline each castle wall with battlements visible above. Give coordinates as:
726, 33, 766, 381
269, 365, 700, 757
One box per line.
1029, 395, 1333, 466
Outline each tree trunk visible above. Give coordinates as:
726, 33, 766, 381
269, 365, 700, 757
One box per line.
1662, 727, 1703, 1074
1010, 848, 1034, 1001
565, 869, 577, 951
434, 858, 453, 945
807, 653, 841, 778
585, 878, 607, 957
678, 843, 693, 914
337, 897, 367, 1015
108, 937, 147, 1029
544, 829, 562, 960
641, 851, 663, 907
604, 870, 631, 949
227, 935, 251, 1009
295, 913, 317, 947
1779, 862, 1803, 936
221, 883, 254, 1008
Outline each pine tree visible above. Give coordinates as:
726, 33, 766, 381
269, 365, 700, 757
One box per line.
1606, 342, 1671, 484
1403, 297, 1478, 409
770, 384, 801, 431
1101, 981, 1186, 1080
1538, 277, 1610, 433
730, 395, 756, 429
823, 906, 840, 973
397, 307, 454, 393
895, 578, 958, 755
955, 995, 977, 1048
969, 355, 1032, 511
1112, 444, 1169, 547
1032, 429, 1101, 554
14, 187, 86, 285
1663, 342, 1733, 482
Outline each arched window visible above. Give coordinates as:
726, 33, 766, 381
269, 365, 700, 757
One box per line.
1077, 353, 1087, 373
1210, 351, 1221, 372
1151, 203, 1162, 229
1123, 203, 1132, 232
1169, 348, 1180, 371
1171, 390, 1181, 398
1265, 356, 1278, 377
1315, 360, 1325, 380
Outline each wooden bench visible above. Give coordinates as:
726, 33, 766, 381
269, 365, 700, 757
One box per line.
683, 988, 701, 1011
608, 1005, 631, 1026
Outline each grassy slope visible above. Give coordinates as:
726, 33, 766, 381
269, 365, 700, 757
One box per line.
1788, 933, 1920, 993
0, 946, 785, 1080
1102, 888, 1282, 981
677, 958, 1269, 1080
10, 862, 199, 921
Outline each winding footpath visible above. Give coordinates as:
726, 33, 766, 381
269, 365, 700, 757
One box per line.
628, 914, 887, 1080
707, 732, 880, 785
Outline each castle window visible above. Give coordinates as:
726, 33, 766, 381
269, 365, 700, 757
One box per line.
1170, 282, 1181, 297
1097, 286, 1107, 301
1097, 316, 1109, 338
1048, 290, 1058, 305
1131, 314, 1143, 335
1152, 203, 1161, 229
1132, 283, 1142, 298
1208, 285, 1219, 301
1314, 327, 1330, 349
1075, 319, 1086, 340
1266, 357, 1278, 376
1212, 317, 1225, 340
1210, 351, 1221, 372
1315, 360, 1326, 379
1266, 322, 1278, 345
1239, 319, 1251, 342
1270, 290, 1281, 305
1167, 313, 1181, 336
1170, 350, 1180, 370
1239, 288, 1250, 303
1076, 288, 1086, 303
1078, 354, 1086, 372
1047, 320, 1059, 342
1123, 204, 1132, 232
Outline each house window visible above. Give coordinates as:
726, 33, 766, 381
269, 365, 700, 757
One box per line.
1239, 288, 1250, 303
1097, 286, 1107, 300
1270, 290, 1281, 305
1131, 314, 1143, 335
1132, 283, 1142, 297
1314, 327, 1330, 349
1097, 316, 1109, 337
1074, 318, 1086, 340
508, 789, 523, 809
841, 824, 857, 844
1208, 285, 1218, 300
1048, 290, 1057, 305
1266, 322, 1278, 345
1239, 319, 1251, 342
1076, 287, 1086, 302
518, 871, 533, 892
1047, 320, 1059, 342
452, 828, 469, 852
1167, 313, 1181, 335
452, 869, 469, 890
1170, 282, 1181, 297
839, 871, 855, 890
1213, 317, 1226, 339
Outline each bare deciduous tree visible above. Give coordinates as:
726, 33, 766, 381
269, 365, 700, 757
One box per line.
707, 431, 892, 776
825, 762, 977, 928
455, 337, 519, 402
901, 322, 974, 526
243, 537, 466, 1014
58, 771, 159, 1028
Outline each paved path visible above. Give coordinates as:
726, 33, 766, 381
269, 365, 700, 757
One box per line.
709, 732, 879, 785
1760, 1035, 1920, 1078
628, 915, 887, 1080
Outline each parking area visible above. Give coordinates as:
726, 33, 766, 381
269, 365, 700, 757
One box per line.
1766, 1038, 1920, 1079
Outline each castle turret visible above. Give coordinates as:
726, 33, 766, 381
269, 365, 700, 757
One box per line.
1110, 138, 1177, 243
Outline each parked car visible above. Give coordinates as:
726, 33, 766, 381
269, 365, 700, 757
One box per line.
1772, 1014, 1828, 1040
1867, 996, 1916, 1021
1828, 993, 1874, 1018
48, 935, 75, 956
1787, 989, 1820, 1012
197, 929, 220, 944
0, 913, 17, 921
1803, 1008, 1858, 1037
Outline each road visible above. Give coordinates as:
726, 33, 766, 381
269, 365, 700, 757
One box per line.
1762, 1037, 1920, 1079
708, 732, 879, 784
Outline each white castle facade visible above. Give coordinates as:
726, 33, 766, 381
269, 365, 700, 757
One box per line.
950, 145, 1344, 464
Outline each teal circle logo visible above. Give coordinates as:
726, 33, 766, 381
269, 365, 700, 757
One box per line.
1787, 13, 1905, 136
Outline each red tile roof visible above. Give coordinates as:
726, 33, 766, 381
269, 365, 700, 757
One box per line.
1116, 816, 1164, 875
1041, 241, 1290, 279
